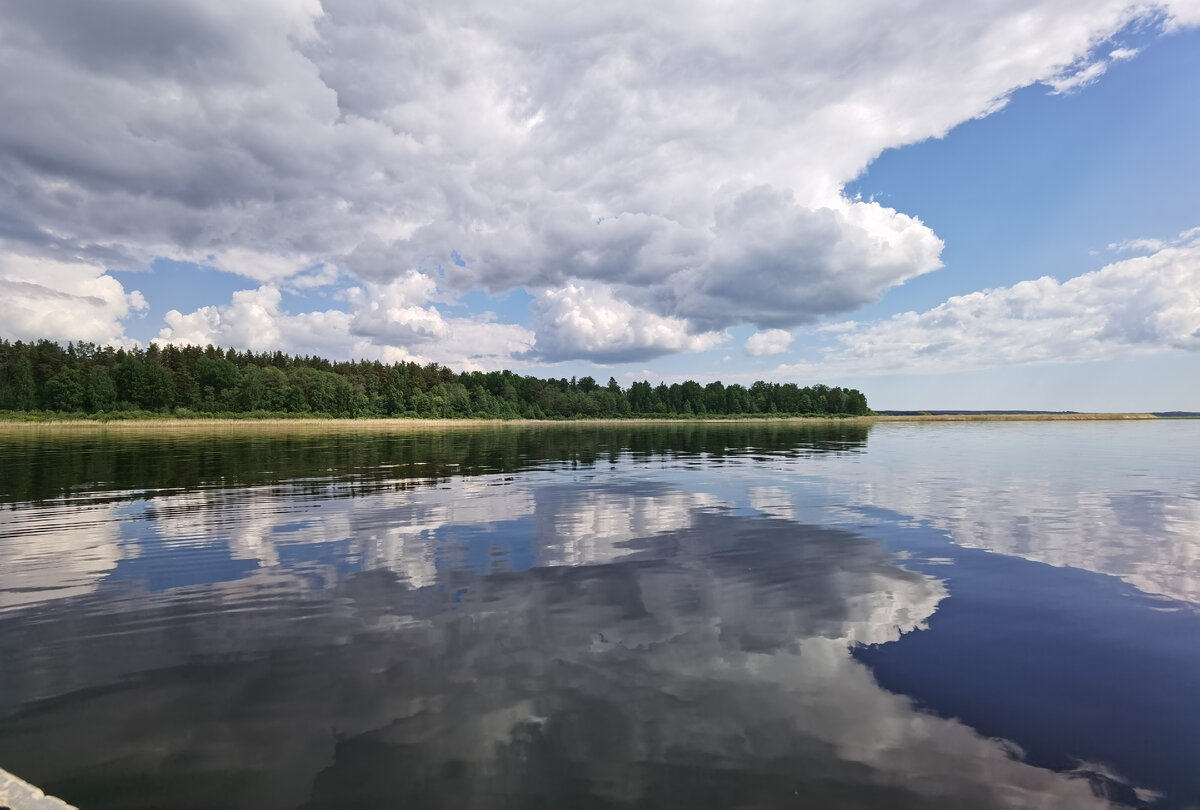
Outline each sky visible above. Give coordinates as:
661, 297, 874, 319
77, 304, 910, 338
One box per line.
2, 0, 1199, 411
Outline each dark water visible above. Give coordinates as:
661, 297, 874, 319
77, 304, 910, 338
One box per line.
1, 420, 1197, 809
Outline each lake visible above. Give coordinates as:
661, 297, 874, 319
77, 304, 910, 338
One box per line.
0, 420, 1197, 809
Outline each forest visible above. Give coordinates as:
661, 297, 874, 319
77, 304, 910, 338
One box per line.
0, 339, 870, 419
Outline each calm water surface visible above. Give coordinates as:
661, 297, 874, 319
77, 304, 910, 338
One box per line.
1, 420, 1198, 809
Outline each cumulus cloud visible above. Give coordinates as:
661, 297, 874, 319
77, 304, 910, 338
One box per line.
157, 281, 534, 370
158, 285, 355, 356
1044, 58, 1111, 94
3, 0, 1198, 361
0, 243, 146, 345
529, 282, 726, 363
745, 328, 794, 357
665, 190, 944, 331
344, 271, 449, 344
803, 231, 1200, 374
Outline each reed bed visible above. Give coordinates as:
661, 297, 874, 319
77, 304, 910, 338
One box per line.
0, 412, 1162, 435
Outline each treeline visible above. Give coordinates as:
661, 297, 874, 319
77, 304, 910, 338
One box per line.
0, 339, 869, 419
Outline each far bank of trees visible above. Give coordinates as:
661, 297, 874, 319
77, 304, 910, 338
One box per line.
0, 339, 870, 419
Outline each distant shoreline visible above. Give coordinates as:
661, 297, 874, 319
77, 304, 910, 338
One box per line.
0, 412, 1174, 432
869, 412, 1164, 421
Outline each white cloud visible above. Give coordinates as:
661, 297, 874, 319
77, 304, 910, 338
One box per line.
3, 0, 1198, 361
1044, 58, 1111, 94
529, 282, 727, 363
1108, 236, 1169, 253
158, 285, 355, 355
0, 244, 145, 345
745, 328, 794, 357
344, 270, 451, 344
157, 281, 535, 370
1044, 32, 1155, 95
802, 230, 1200, 375
1163, 0, 1200, 29
288, 263, 341, 289
200, 247, 317, 283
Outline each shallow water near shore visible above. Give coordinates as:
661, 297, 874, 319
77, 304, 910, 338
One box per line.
1, 420, 1198, 809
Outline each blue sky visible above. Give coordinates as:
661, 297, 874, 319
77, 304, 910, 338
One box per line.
2, 1, 1199, 410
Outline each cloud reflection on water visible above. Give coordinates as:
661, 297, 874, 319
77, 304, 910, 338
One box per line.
0, 464, 1125, 809
0, 502, 122, 610
784, 421, 1200, 606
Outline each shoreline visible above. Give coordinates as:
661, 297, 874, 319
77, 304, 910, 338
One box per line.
0, 412, 1168, 433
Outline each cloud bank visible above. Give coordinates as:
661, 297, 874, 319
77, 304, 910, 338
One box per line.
802, 229, 1200, 375
3, 0, 1199, 364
